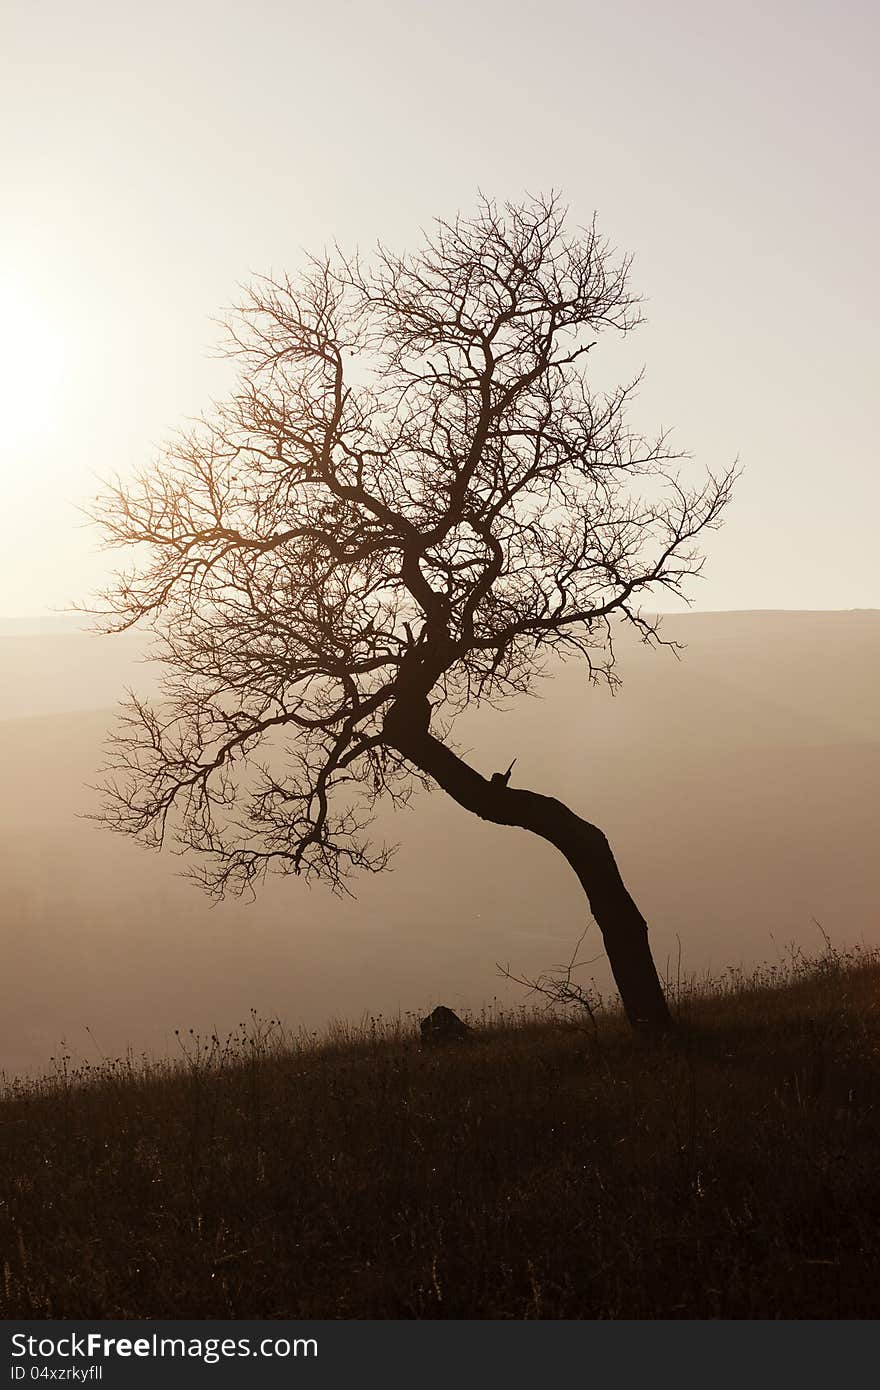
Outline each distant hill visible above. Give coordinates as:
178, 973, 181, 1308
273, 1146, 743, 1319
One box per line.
0, 616, 88, 635
1, 610, 877, 1075
0, 626, 157, 721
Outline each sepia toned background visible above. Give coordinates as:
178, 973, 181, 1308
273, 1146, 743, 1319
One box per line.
2, 1, 877, 1074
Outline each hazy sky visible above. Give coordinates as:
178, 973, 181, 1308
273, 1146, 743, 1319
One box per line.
3, 0, 877, 617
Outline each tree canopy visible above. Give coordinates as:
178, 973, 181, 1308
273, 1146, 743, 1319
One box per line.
91, 194, 732, 1028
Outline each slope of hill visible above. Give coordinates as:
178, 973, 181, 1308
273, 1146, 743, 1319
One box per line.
1, 610, 877, 1075
3, 946, 880, 1318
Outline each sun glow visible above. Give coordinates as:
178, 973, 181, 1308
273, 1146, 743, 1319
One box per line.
0, 275, 68, 457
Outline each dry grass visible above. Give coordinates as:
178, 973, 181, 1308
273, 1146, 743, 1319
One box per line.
3, 940, 880, 1318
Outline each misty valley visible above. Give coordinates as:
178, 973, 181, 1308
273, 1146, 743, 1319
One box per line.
2, 609, 877, 1077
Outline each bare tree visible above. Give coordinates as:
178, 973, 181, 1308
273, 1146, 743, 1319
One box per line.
89, 194, 734, 1035
498, 928, 606, 1043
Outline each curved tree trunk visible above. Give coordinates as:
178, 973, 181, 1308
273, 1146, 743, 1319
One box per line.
385, 697, 672, 1036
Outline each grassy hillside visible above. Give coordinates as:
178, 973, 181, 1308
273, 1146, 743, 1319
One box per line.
3, 942, 880, 1319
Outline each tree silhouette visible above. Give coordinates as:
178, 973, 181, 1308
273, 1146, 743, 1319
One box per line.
91, 194, 734, 1034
